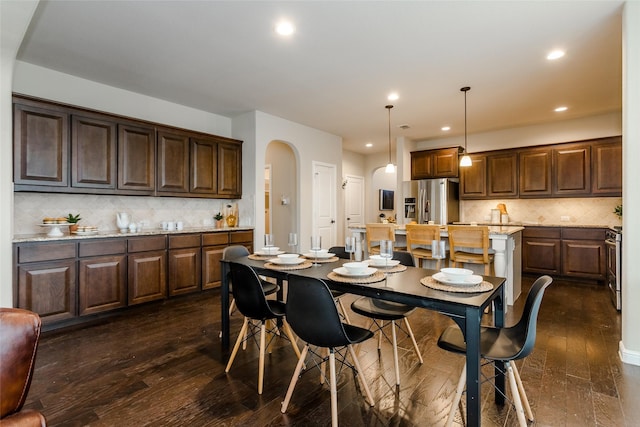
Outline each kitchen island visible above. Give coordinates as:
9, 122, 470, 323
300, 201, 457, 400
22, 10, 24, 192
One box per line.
349, 225, 523, 306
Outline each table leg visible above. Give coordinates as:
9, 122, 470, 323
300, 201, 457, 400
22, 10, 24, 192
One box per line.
465, 307, 481, 427
221, 261, 230, 348
493, 286, 506, 405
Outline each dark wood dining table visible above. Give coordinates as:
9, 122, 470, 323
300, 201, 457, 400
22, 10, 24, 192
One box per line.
220, 256, 506, 427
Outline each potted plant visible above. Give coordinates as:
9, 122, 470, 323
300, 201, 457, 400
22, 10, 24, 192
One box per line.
214, 212, 224, 228
614, 205, 622, 219
65, 213, 81, 232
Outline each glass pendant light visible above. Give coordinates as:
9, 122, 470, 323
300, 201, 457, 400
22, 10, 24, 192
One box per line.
459, 86, 472, 167
385, 104, 395, 173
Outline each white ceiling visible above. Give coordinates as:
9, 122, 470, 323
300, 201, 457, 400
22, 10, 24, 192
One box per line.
16, 1, 623, 154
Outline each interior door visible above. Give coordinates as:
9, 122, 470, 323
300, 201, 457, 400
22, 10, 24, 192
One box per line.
344, 175, 364, 236
313, 161, 337, 250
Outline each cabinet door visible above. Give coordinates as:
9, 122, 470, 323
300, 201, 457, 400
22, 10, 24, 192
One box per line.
190, 137, 218, 194
519, 149, 552, 197
432, 148, 459, 178
128, 250, 166, 305
78, 255, 127, 315
592, 139, 622, 195
157, 130, 190, 194
202, 246, 225, 289
168, 248, 201, 296
17, 260, 76, 324
72, 115, 117, 189
487, 152, 518, 198
218, 142, 242, 196
118, 124, 156, 192
562, 240, 605, 280
460, 154, 486, 199
14, 103, 69, 187
410, 151, 432, 180
522, 238, 561, 274
553, 144, 591, 196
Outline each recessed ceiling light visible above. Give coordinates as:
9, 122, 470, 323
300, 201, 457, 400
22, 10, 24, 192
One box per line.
275, 21, 295, 36
554, 106, 568, 112
441, 126, 451, 131
547, 49, 565, 60
387, 92, 399, 101
365, 143, 373, 148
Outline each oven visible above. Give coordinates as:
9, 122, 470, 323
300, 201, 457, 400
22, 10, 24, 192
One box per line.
605, 227, 622, 311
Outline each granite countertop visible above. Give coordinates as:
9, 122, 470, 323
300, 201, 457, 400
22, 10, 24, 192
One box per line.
13, 226, 255, 243
348, 225, 525, 236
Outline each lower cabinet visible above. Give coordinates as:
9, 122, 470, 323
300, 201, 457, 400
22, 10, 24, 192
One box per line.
522, 227, 561, 275
128, 235, 167, 305
168, 234, 201, 296
78, 239, 127, 316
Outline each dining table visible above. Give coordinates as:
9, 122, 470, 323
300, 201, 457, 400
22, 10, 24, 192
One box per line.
220, 253, 506, 427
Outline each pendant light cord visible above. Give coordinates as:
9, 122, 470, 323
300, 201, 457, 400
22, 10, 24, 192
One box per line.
461, 87, 470, 154
386, 104, 393, 164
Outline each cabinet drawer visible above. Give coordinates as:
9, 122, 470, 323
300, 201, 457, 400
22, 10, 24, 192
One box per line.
79, 239, 126, 257
230, 231, 253, 244
17, 242, 76, 263
562, 228, 606, 241
128, 236, 166, 252
522, 227, 560, 239
202, 232, 229, 246
168, 234, 201, 249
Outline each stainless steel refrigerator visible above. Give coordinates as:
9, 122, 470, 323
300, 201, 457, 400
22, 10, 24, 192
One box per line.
406, 178, 459, 225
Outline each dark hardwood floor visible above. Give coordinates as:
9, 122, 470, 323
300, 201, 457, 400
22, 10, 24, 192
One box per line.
24, 275, 640, 426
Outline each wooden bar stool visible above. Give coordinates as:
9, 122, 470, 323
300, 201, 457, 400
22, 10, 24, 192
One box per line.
365, 223, 401, 255
447, 225, 494, 275
406, 223, 445, 269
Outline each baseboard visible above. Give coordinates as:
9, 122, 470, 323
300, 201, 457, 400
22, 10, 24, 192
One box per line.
619, 340, 640, 366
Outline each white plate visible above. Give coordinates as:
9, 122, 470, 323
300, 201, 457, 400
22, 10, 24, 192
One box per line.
71, 230, 99, 235
333, 267, 377, 277
432, 272, 483, 287
367, 259, 400, 267
269, 257, 305, 265
303, 252, 335, 259
255, 250, 285, 256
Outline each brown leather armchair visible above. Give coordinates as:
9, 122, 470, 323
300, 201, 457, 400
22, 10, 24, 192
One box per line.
0, 308, 47, 427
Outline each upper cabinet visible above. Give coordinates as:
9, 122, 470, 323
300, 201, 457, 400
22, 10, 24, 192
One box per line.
410, 147, 461, 180
13, 95, 243, 199
552, 142, 591, 196
459, 154, 486, 199
518, 148, 552, 197
591, 136, 622, 195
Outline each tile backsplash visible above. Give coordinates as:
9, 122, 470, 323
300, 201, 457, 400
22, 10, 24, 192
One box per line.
14, 193, 254, 235
461, 197, 622, 227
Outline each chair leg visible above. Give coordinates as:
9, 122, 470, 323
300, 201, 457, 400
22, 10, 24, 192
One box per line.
485, 262, 491, 276
403, 317, 424, 364
337, 297, 351, 324
378, 321, 384, 350
507, 362, 528, 427
281, 345, 309, 413
391, 320, 401, 386
512, 362, 534, 421
348, 344, 375, 407
321, 347, 328, 384
228, 298, 236, 316
329, 350, 339, 427
242, 319, 250, 350
258, 321, 266, 394
282, 320, 303, 361
225, 317, 249, 373
446, 363, 466, 427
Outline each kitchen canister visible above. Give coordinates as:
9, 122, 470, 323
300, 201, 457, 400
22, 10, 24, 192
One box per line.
501, 213, 509, 224
491, 209, 501, 224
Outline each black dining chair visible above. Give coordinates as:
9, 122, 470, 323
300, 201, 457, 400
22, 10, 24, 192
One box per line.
326, 245, 356, 324
281, 275, 375, 427
437, 275, 553, 427
225, 262, 301, 394
350, 250, 423, 386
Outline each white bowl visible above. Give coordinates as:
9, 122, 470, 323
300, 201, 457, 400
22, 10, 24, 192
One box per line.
261, 246, 280, 255
277, 253, 301, 264
440, 267, 474, 281
344, 262, 368, 275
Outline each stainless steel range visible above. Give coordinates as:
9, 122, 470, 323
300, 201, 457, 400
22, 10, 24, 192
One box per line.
605, 227, 622, 311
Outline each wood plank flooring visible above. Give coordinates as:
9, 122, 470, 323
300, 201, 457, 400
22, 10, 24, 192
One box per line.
23, 275, 640, 426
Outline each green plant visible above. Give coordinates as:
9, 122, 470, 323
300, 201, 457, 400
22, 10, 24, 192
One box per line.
214, 212, 224, 221
65, 213, 81, 223
614, 205, 622, 218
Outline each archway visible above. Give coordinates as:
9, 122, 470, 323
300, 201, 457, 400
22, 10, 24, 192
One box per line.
265, 141, 298, 250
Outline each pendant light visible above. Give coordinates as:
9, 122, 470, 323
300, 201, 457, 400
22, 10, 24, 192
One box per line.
385, 104, 395, 173
459, 86, 472, 167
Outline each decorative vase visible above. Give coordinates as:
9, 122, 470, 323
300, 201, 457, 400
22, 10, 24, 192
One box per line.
225, 214, 237, 228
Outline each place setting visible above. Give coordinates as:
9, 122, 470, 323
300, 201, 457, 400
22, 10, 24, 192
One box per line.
420, 267, 493, 293
249, 234, 286, 260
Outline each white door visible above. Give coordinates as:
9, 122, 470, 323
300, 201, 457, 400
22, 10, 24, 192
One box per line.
344, 175, 364, 235
312, 161, 337, 250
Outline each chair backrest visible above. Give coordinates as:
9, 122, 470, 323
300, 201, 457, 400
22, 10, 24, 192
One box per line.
0, 308, 41, 419
393, 250, 415, 267
509, 275, 553, 360
328, 246, 350, 260
365, 223, 396, 252
228, 262, 276, 320
406, 224, 442, 250
286, 275, 354, 348
223, 245, 250, 260
447, 225, 490, 263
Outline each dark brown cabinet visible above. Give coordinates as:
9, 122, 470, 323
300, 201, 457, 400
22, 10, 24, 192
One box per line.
118, 123, 156, 192
190, 136, 218, 195
522, 227, 561, 275
168, 234, 201, 296
13, 102, 69, 187
71, 115, 117, 189
553, 143, 591, 196
157, 129, 190, 194
78, 239, 127, 316
519, 148, 552, 197
487, 152, 518, 198
592, 137, 622, 195
127, 236, 166, 305
460, 154, 487, 199
218, 142, 242, 196
410, 147, 461, 180
202, 232, 228, 290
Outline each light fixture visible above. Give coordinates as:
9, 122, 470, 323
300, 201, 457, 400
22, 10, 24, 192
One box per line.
554, 106, 568, 112
385, 105, 395, 173
547, 49, 565, 60
275, 20, 295, 36
459, 86, 472, 167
